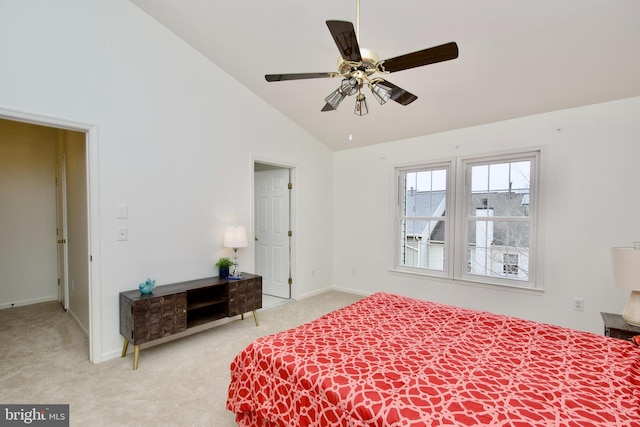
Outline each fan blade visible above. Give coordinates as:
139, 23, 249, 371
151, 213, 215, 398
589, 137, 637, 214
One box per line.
326, 20, 362, 62
377, 80, 418, 106
381, 42, 458, 73
321, 103, 335, 112
265, 72, 337, 82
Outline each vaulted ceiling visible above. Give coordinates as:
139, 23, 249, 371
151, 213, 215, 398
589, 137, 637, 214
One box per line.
130, 0, 640, 151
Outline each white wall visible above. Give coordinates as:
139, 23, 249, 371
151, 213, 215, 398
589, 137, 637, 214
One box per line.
334, 96, 640, 334
0, 0, 334, 362
0, 119, 58, 307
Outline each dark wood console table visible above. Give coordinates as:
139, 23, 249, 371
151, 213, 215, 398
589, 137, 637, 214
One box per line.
119, 273, 262, 369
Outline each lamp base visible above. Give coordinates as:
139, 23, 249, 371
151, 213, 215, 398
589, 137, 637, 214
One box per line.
622, 290, 640, 326
231, 262, 240, 277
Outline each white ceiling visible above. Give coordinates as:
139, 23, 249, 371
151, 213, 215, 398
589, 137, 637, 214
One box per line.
130, 0, 640, 152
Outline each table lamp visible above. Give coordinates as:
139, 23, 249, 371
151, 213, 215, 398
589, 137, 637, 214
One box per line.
223, 225, 248, 279
611, 242, 640, 326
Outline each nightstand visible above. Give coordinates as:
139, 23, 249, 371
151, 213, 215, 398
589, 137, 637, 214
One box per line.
600, 312, 640, 342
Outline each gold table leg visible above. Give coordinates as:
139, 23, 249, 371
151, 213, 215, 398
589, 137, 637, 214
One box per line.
133, 345, 140, 370
252, 310, 259, 327
123, 339, 140, 370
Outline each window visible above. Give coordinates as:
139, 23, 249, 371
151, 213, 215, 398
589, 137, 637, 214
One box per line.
398, 164, 450, 275
395, 151, 539, 289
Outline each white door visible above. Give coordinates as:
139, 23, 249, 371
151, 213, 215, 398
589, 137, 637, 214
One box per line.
55, 155, 69, 310
255, 168, 291, 298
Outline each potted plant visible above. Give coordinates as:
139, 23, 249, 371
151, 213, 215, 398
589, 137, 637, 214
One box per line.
215, 257, 234, 278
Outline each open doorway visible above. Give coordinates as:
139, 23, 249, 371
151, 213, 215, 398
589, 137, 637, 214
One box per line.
0, 112, 97, 361
254, 161, 294, 308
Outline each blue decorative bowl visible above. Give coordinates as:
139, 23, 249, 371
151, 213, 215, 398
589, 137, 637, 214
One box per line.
139, 278, 156, 294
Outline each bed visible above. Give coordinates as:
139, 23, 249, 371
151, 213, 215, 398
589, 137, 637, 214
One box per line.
226, 292, 640, 426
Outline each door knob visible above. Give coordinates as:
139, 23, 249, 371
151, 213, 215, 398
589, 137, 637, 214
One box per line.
254, 236, 258, 241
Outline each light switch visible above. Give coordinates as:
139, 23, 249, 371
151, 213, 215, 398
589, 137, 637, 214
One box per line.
117, 226, 128, 241
117, 204, 128, 219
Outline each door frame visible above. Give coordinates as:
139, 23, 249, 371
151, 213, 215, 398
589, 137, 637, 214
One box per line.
56, 153, 69, 310
0, 107, 102, 364
252, 157, 296, 299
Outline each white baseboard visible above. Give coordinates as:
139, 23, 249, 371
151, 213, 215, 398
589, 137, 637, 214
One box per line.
295, 286, 333, 301
101, 314, 240, 363
0, 295, 58, 310
331, 285, 371, 297
295, 286, 371, 301
101, 287, 370, 363
68, 309, 89, 337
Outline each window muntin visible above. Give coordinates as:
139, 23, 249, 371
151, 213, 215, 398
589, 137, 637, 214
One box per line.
469, 161, 531, 217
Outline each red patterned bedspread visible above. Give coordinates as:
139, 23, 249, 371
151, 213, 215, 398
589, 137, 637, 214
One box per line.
227, 292, 640, 426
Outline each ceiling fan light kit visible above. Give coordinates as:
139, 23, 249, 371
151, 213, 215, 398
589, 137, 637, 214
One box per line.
371, 82, 391, 105
341, 77, 359, 96
324, 86, 347, 111
354, 92, 369, 116
264, 0, 459, 116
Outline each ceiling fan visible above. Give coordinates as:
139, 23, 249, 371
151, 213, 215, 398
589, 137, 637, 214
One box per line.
265, 0, 459, 116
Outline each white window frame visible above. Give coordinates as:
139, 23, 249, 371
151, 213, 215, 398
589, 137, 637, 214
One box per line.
394, 161, 453, 279
393, 149, 542, 291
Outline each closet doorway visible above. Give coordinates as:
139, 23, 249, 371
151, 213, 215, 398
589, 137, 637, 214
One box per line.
0, 112, 98, 361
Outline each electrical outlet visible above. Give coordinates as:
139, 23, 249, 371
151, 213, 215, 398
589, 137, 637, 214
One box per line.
573, 297, 584, 311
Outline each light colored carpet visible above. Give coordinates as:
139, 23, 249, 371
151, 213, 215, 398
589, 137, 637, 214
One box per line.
0, 290, 363, 426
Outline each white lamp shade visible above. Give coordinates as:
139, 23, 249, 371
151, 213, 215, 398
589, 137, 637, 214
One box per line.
611, 247, 640, 290
223, 225, 248, 249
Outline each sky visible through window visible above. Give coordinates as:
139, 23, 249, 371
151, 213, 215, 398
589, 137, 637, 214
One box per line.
471, 161, 530, 193
406, 161, 530, 193
406, 169, 446, 192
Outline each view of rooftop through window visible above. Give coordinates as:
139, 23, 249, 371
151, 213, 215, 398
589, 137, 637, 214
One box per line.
397, 152, 537, 287
468, 159, 532, 281
400, 167, 448, 272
